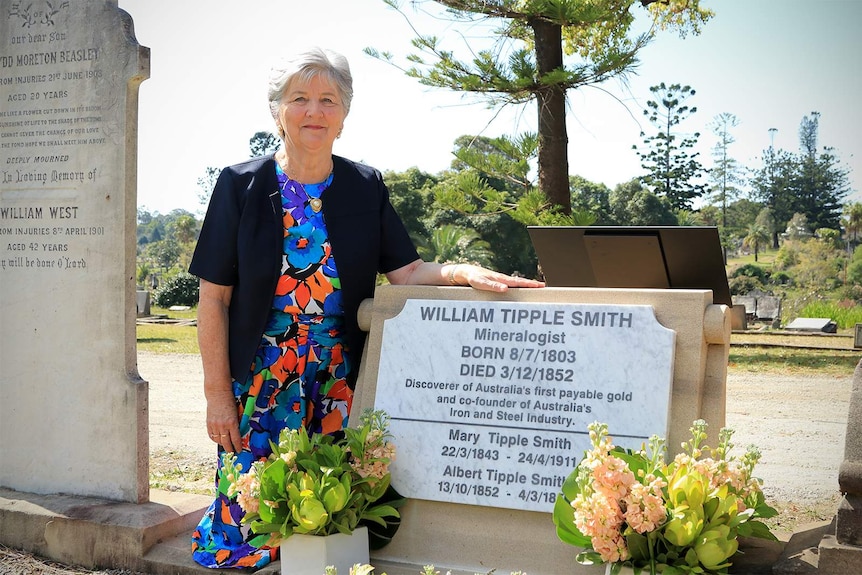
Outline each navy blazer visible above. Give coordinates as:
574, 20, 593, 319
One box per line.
189, 154, 419, 386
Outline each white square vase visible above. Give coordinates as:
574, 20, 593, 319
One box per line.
280, 526, 369, 575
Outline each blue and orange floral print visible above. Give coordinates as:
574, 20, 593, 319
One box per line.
192, 165, 353, 569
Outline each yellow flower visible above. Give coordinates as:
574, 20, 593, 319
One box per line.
694, 524, 738, 570
667, 464, 707, 510
291, 496, 328, 531
664, 507, 704, 547
321, 474, 350, 513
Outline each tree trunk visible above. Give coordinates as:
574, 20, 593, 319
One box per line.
531, 18, 570, 214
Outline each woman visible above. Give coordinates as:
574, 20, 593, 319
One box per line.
189, 47, 543, 569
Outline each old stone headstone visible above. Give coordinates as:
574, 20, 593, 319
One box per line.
0, 0, 150, 502
755, 294, 782, 322
732, 295, 756, 317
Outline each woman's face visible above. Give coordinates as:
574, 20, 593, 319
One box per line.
277, 74, 346, 155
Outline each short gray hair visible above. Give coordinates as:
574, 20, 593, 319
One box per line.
267, 47, 353, 119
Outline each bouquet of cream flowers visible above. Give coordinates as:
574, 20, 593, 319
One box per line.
220, 409, 400, 542
554, 420, 777, 575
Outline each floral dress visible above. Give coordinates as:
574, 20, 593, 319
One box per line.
191, 165, 354, 569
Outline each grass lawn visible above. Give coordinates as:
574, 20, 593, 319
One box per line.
729, 346, 858, 376
726, 248, 778, 269
137, 306, 199, 354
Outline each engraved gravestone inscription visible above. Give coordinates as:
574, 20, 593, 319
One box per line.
374, 299, 675, 512
0, 0, 150, 502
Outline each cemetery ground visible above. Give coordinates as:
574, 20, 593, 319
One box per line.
1, 322, 859, 574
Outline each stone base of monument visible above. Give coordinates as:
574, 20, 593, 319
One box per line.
814, 495, 862, 574
139, 532, 279, 575
818, 533, 862, 574
767, 520, 831, 574
0, 487, 235, 574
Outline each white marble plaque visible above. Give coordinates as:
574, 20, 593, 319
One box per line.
374, 299, 675, 513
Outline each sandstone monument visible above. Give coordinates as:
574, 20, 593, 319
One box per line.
353, 285, 731, 575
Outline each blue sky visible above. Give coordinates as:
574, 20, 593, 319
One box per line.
119, 0, 861, 216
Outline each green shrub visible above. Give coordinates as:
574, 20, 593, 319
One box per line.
728, 275, 765, 296
837, 284, 862, 304
153, 272, 199, 307
774, 243, 799, 270
770, 271, 792, 286
731, 263, 770, 283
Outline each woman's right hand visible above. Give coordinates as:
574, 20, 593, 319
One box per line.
197, 279, 241, 452
206, 387, 242, 453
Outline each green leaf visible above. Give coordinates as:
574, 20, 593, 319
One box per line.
625, 530, 650, 562
364, 504, 400, 519
558, 467, 582, 501
553, 495, 591, 548
575, 550, 603, 566
249, 519, 284, 536
737, 520, 778, 541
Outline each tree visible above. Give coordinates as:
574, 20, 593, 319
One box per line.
742, 223, 769, 262
784, 235, 844, 291
634, 82, 706, 210
726, 198, 761, 234
848, 245, 862, 286
696, 204, 720, 226
370, 0, 712, 214
385, 162, 539, 276
570, 175, 614, 225
171, 214, 198, 246
843, 202, 862, 250
416, 224, 494, 267
384, 167, 437, 246
609, 178, 677, 226
707, 113, 743, 240
146, 238, 182, 272
433, 133, 589, 225
752, 113, 850, 247
790, 112, 849, 231
754, 207, 777, 250
750, 146, 797, 249
136, 207, 166, 245
468, 210, 538, 276
249, 131, 280, 157
784, 212, 812, 241
137, 208, 153, 226
451, 133, 534, 195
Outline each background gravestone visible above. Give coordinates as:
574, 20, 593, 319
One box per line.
0, 0, 150, 503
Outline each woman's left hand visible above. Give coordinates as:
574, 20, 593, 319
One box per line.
386, 259, 545, 291
451, 263, 545, 293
